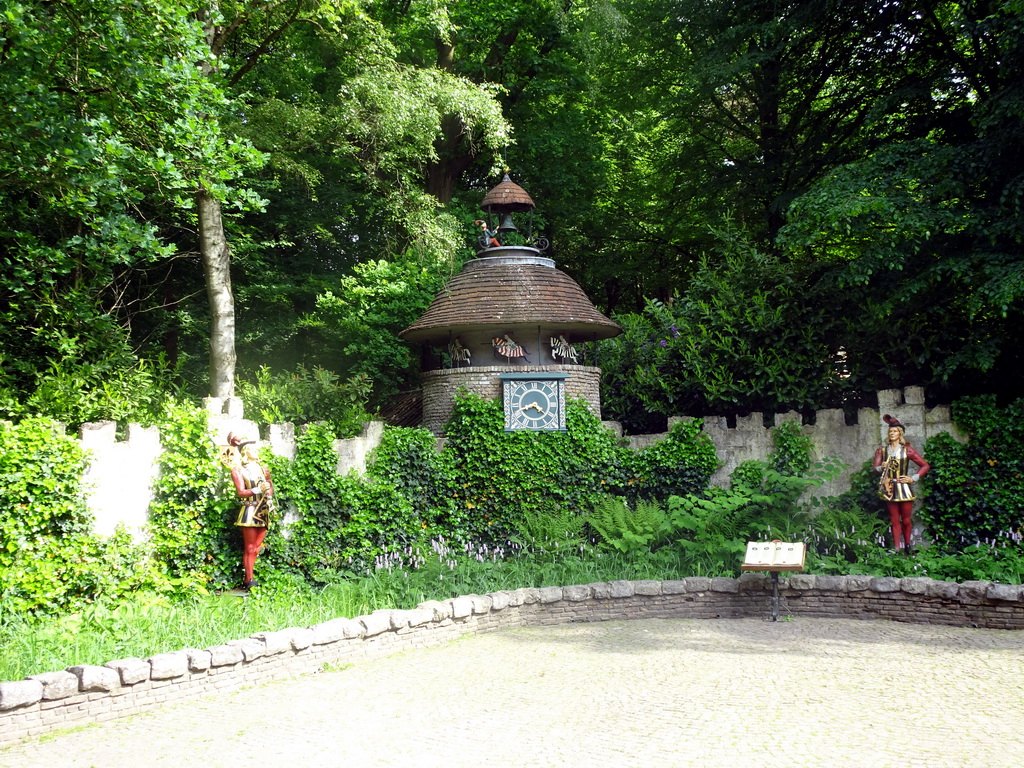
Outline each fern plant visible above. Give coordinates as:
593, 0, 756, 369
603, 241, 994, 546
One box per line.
589, 496, 670, 554
512, 501, 589, 554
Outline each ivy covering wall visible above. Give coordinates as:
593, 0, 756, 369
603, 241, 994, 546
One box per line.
922, 396, 1024, 550
5, 393, 1022, 616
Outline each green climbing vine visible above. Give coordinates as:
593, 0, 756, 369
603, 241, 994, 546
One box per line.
146, 401, 237, 587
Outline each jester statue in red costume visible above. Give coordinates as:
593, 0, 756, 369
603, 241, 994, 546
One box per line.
224, 432, 275, 589
873, 414, 930, 553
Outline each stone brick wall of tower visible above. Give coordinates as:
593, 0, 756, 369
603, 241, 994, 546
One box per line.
420, 365, 602, 435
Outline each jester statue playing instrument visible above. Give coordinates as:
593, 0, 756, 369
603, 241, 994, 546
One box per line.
872, 414, 930, 553
222, 432, 275, 589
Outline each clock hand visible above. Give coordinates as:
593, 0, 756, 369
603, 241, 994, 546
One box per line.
521, 402, 545, 414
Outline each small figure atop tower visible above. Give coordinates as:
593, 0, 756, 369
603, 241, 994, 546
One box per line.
476, 173, 546, 252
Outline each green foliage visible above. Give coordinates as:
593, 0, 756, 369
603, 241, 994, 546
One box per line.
0, 418, 182, 614
666, 491, 754, 568
730, 460, 769, 491
589, 496, 670, 555
920, 395, 1024, 551
780, 141, 1019, 392
0, 353, 180, 429
806, 535, 1024, 584
236, 365, 372, 438
659, 420, 844, 570
802, 459, 889, 565
911, 542, 1024, 585
0, 0, 264, 412
215, 9, 512, 397
146, 402, 237, 586
598, 232, 843, 425
437, 393, 718, 542
306, 258, 450, 405
629, 418, 719, 501
366, 427, 460, 535
271, 424, 423, 579
813, 460, 883, 519
0, 417, 91, 549
803, 503, 889, 570
0, 417, 90, 612
771, 420, 813, 476
511, 502, 590, 554
440, 395, 623, 540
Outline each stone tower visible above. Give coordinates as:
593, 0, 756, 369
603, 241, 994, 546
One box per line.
400, 175, 621, 434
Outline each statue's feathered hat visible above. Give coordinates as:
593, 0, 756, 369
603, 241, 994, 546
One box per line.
882, 414, 905, 431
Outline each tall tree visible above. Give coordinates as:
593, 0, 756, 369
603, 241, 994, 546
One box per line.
779, 0, 1024, 398
132, 1, 511, 397
0, 0, 261, 420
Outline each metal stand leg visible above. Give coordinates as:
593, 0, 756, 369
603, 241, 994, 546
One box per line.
771, 571, 780, 622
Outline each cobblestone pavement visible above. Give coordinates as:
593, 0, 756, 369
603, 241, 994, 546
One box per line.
2, 617, 1023, 768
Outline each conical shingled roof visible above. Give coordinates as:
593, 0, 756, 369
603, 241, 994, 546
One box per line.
400, 252, 620, 343
480, 174, 535, 212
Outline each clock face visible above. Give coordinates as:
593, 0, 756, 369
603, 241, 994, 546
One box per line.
504, 379, 565, 431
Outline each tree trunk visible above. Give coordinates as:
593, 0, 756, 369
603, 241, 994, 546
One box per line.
197, 186, 236, 398
425, 114, 477, 204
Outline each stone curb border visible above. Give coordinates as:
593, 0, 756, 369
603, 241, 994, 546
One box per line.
2, 574, 1021, 747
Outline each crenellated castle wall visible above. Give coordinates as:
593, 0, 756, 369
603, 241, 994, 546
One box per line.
69, 386, 958, 537
79, 398, 386, 538
608, 386, 962, 498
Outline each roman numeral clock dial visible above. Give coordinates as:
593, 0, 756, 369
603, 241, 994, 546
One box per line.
501, 374, 567, 431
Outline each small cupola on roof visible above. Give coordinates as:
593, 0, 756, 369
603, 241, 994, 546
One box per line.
478, 173, 536, 247
400, 173, 621, 434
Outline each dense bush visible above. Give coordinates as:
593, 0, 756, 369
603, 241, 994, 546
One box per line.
270, 423, 423, 580
0, 417, 181, 615
628, 418, 719, 502
0, 353, 174, 430
596, 234, 845, 430
146, 401, 238, 587
439, 395, 621, 540
0, 417, 92, 612
437, 394, 718, 542
920, 395, 1024, 551
587, 419, 844, 566
365, 427, 461, 535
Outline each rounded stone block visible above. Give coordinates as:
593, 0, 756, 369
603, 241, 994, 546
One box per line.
105, 658, 151, 685
987, 583, 1023, 602
959, 581, 993, 602
710, 577, 739, 593
633, 580, 662, 596
186, 649, 213, 672
360, 611, 394, 637
538, 587, 563, 604
450, 596, 475, 619
288, 628, 315, 651
27, 671, 79, 700
870, 577, 902, 593
417, 600, 454, 622
251, 630, 293, 655
311, 618, 364, 645
148, 652, 188, 680
0, 679, 43, 710
226, 638, 265, 662
208, 644, 245, 667
787, 574, 816, 591
683, 577, 712, 593
561, 585, 592, 602
67, 664, 120, 692
487, 591, 512, 611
